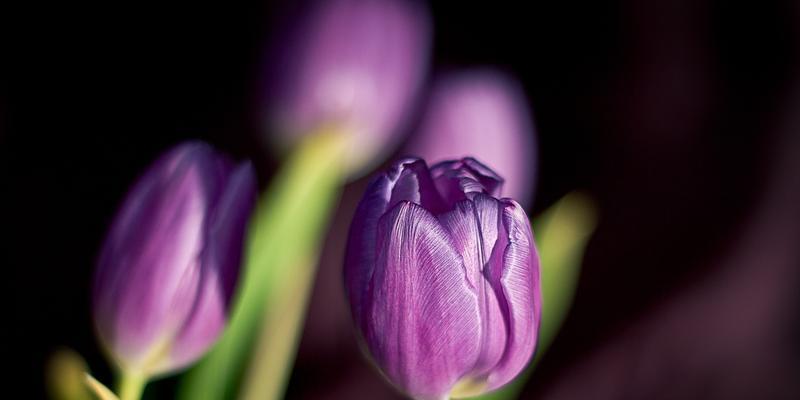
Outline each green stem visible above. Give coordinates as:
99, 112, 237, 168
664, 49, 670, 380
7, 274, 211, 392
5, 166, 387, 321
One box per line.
116, 372, 146, 400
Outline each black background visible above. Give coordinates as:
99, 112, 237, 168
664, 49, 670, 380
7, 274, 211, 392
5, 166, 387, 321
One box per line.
4, 0, 799, 398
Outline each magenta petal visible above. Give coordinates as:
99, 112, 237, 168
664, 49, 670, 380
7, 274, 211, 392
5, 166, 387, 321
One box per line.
93, 142, 255, 376
385, 158, 445, 213
203, 162, 257, 306
430, 158, 504, 207
157, 265, 225, 374
437, 195, 508, 378
484, 199, 541, 390
94, 148, 210, 370
365, 201, 481, 400
164, 162, 257, 373
345, 158, 443, 328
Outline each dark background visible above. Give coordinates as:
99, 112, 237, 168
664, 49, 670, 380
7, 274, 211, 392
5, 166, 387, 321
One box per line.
3, 0, 799, 398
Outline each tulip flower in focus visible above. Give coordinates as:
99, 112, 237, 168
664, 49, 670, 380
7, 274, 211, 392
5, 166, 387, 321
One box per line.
92, 142, 256, 398
344, 157, 541, 400
266, 0, 431, 176
406, 70, 536, 204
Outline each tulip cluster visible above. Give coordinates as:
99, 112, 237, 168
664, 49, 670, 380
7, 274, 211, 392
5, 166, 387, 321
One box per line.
81, 0, 542, 399
345, 157, 541, 400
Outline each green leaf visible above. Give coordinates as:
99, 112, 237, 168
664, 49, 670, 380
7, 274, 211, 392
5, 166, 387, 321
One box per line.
177, 131, 348, 400
468, 192, 598, 400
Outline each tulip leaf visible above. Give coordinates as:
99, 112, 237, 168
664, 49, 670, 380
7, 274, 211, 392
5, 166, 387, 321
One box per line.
177, 130, 348, 400
467, 192, 597, 400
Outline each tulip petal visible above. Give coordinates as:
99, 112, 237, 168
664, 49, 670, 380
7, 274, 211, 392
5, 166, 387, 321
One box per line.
94, 146, 212, 371
344, 158, 443, 328
437, 195, 508, 379
365, 201, 481, 400
153, 266, 224, 375
484, 199, 541, 390
204, 162, 258, 306
430, 158, 504, 208
162, 162, 257, 373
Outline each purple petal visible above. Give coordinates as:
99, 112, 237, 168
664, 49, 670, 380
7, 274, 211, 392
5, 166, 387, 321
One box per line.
430, 158, 504, 208
406, 70, 536, 204
94, 144, 214, 371
365, 201, 481, 400
345, 158, 443, 328
386, 158, 445, 213
93, 142, 254, 375
484, 199, 541, 390
269, 0, 431, 174
202, 161, 257, 306
437, 194, 508, 379
162, 161, 257, 373
159, 263, 225, 374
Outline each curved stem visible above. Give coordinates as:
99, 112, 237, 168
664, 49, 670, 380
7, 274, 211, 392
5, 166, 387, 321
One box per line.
85, 373, 120, 400
116, 372, 147, 400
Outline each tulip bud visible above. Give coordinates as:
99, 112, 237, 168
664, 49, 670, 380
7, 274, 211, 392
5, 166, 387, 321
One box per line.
344, 157, 541, 400
267, 0, 431, 176
406, 70, 537, 204
93, 142, 256, 379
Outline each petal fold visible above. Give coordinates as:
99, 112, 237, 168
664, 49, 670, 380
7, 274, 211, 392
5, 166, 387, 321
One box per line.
484, 199, 541, 390
430, 158, 504, 207
345, 158, 442, 328
437, 195, 508, 378
365, 201, 480, 400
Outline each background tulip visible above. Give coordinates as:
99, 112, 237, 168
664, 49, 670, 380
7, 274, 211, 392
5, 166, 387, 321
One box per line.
406, 70, 537, 204
266, 0, 431, 176
345, 157, 541, 400
92, 142, 256, 390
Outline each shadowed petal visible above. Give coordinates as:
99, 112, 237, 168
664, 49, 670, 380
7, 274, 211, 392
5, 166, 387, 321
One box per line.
344, 158, 443, 328
386, 158, 445, 213
162, 162, 257, 373
437, 195, 508, 379
365, 201, 481, 400
484, 199, 541, 390
430, 158, 504, 208
203, 162, 257, 306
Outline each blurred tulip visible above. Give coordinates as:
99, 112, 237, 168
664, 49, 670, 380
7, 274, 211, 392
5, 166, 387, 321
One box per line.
406, 70, 536, 204
344, 157, 541, 400
92, 142, 256, 382
267, 0, 431, 176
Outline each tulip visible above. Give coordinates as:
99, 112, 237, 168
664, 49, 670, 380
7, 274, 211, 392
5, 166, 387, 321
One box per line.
92, 142, 256, 386
344, 157, 541, 400
266, 0, 431, 176
406, 70, 537, 204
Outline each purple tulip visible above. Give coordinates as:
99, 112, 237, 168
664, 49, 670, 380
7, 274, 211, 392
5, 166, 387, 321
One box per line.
93, 142, 256, 377
267, 0, 431, 175
406, 70, 537, 204
344, 157, 541, 400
